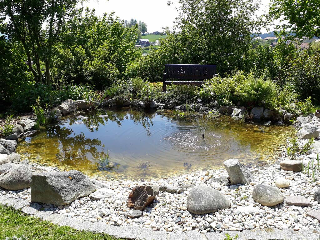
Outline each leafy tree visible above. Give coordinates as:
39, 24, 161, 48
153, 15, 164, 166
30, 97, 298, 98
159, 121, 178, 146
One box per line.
54, 9, 140, 89
270, 0, 320, 38
138, 21, 147, 35
0, 0, 81, 84
133, 0, 263, 81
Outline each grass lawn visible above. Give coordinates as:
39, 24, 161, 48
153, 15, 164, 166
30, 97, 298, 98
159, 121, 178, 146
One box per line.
0, 204, 120, 240
141, 34, 167, 42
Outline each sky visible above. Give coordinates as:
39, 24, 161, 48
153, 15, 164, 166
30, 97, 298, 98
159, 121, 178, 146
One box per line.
82, 0, 271, 33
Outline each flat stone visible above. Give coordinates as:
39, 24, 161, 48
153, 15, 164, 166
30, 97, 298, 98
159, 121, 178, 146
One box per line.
275, 178, 290, 188
127, 210, 143, 219
252, 184, 284, 207
235, 205, 260, 215
90, 188, 115, 200
280, 160, 303, 172
307, 211, 320, 222
285, 196, 312, 207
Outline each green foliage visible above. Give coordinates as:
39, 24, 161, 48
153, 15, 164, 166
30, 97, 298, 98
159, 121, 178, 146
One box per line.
131, 0, 262, 81
0, 0, 81, 84
270, 0, 320, 38
0, 115, 14, 137
0, 204, 119, 239
286, 50, 320, 105
32, 97, 48, 129
199, 72, 279, 108
287, 137, 314, 159
54, 9, 140, 89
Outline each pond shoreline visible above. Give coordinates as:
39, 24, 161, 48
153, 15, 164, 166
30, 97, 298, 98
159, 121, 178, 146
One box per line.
0, 100, 320, 239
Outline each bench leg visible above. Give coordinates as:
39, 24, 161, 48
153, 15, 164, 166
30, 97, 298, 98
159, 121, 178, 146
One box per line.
163, 82, 167, 92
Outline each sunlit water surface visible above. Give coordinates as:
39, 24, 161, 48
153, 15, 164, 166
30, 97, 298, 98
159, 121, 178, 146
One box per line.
17, 109, 294, 179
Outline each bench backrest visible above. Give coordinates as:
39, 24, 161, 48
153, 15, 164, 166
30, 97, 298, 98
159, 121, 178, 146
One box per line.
163, 64, 217, 81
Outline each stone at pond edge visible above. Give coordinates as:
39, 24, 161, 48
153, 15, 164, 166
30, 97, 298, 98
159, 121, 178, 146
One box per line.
285, 196, 312, 206
307, 211, 320, 222
315, 188, 320, 203
251, 107, 264, 120
280, 159, 303, 172
0, 139, 17, 154
31, 170, 96, 206
0, 163, 32, 190
127, 185, 159, 211
187, 184, 231, 214
224, 159, 250, 185
252, 184, 284, 207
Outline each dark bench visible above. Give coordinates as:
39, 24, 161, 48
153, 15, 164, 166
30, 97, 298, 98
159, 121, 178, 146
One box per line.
163, 64, 217, 91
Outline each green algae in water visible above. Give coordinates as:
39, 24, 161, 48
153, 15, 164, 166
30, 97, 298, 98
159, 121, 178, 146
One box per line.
17, 109, 294, 179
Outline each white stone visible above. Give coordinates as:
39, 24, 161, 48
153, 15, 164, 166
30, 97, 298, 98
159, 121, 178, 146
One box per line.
275, 178, 290, 188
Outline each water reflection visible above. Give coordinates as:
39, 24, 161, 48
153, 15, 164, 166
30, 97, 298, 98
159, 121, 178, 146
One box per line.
17, 109, 294, 179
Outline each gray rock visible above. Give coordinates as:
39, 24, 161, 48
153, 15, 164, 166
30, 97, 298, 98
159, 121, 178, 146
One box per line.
231, 107, 247, 120
307, 211, 320, 222
58, 99, 77, 116
0, 139, 17, 154
74, 100, 98, 110
315, 188, 320, 203
7, 153, 21, 163
263, 109, 273, 120
0, 163, 32, 190
0, 154, 9, 165
187, 184, 230, 214
127, 185, 159, 210
285, 196, 312, 206
31, 170, 96, 205
297, 123, 320, 139
218, 106, 234, 116
224, 159, 250, 185
18, 119, 36, 132
280, 160, 303, 172
252, 184, 284, 207
127, 210, 143, 219
5, 133, 18, 141
89, 188, 115, 200
251, 107, 264, 120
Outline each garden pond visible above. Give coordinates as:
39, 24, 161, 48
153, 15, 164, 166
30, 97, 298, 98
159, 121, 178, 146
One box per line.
17, 109, 294, 179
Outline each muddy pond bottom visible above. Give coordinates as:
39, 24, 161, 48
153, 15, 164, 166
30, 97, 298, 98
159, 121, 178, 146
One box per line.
17, 109, 294, 179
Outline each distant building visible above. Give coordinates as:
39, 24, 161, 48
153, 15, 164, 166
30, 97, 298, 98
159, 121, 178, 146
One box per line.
139, 39, 150, 47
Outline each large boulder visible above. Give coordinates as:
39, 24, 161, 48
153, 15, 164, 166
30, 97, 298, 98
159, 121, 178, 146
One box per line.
127, 185, 159, 211
224, 159, 250, 185
18, 119, 36, 132
297, 123, 320, 139
252, 184, 284, 207
187, 184, 230, 214
251, 107, 264, 121
0, 163, 32, 190
0, 139, 17, 154
31, 170, 96, 205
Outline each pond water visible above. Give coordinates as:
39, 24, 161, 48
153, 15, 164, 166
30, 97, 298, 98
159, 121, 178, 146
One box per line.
17, 109, 294, 179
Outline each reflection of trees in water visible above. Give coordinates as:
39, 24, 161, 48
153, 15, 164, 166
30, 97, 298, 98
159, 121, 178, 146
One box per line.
47, 125, 108, 167
68, 109, 156, 136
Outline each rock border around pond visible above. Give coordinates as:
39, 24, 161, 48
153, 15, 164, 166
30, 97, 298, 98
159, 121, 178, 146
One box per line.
0, 100, 320, 239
